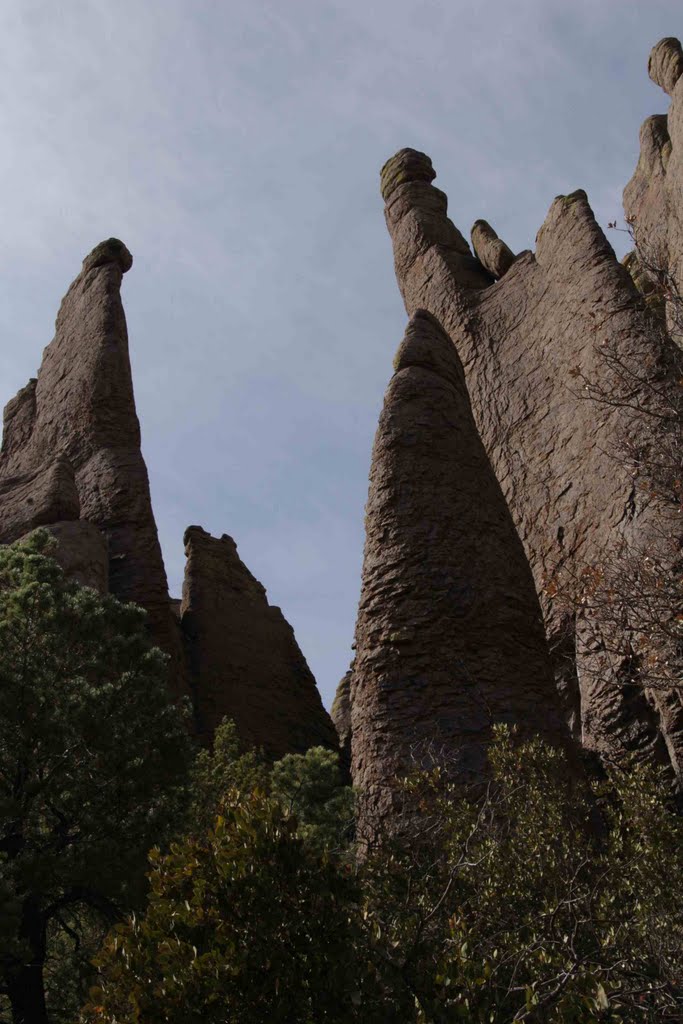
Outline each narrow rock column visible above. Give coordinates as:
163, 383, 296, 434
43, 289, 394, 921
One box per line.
625, 37, 683, 305
0, 240, 179, 668
350, 311, 566, 827
471, 220, 515, 279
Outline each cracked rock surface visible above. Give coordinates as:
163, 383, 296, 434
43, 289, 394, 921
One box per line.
350, 311, 569, 824
181, 526, 337, 756
362, 140, 683, 789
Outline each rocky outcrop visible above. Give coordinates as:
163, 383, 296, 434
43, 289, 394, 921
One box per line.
181, 526, 337, 757
30, 521, 109, 593
373, 147, 683, 782
471, 220, 515, 279
0, 453, 80, 544
624, 37, 683, 319
0, 239, 175, 653
351, 311, 569, 822
0, 242, 334, 759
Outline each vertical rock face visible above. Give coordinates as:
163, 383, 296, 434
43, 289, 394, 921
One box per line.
181, 526, 337, 757
26, 521, 109, 594
624, 38, 683, 308
374, 146, 683, 782
351, 312, 567, 821
0, 239, 175, 657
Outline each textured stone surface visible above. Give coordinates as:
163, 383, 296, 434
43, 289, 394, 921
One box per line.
0, 453, 79, 543
471, 219, 516, 279
351, 312, 568, 820
648, 36, 683, 97
624, 38, 683, 306
24, 520, 109, 593
180, 526, 337, 756
377, 148, 683, 781
331, 668, 352, 770
0, 239, 180, 667
0, 240, 335, 756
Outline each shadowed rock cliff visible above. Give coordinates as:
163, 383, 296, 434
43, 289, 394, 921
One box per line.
350, 311, 569, 822
373, 145, 683, 782
181, 526, 336, 756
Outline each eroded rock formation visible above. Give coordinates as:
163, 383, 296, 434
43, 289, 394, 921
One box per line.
0, 239, 175, 651
471, 219, 516, 279
0, 242, 334, 757
331, 668, 352, 771
181, 526, 336, 756
35, 521, 109, 593
358, 123, 683, 790
351, 311, 568, 820
624, 37, 683, 313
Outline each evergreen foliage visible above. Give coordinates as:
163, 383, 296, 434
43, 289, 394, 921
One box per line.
85, 728, 683, 1023
0, 532, 192, 1023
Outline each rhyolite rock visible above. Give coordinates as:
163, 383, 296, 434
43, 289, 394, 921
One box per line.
0, 239, 176, 654
471, 219, 516, 279
181, 526, 337, 756
351, 311, 569, 823
371, 144, 683, 785
0, 452, 80, 544
331, 668, 352, 770
0, 242, 334, 759
26, 520, 109, 593
624, 37, 683, 320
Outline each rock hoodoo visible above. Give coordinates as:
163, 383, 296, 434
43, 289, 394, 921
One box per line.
625, 37, 683, 332
470, 219, 516, 279
0, 240, 175, 649
181, 526, 337, 757
357, 50, 683, 793
0, 241, 335, 757
350, 311, 568, 822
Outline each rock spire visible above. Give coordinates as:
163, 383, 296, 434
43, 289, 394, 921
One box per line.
350, 311, 568, 822
369, 140, 683, 783
181, 526, 337, 757
0, 241, 335, 758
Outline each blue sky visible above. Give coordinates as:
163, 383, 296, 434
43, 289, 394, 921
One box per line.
0, 0, 678, 708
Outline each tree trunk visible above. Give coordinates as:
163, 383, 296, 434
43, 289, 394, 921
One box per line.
7, 963, 49, 1024
6, 897, 48, 1024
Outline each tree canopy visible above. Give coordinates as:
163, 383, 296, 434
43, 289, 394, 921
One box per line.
0, 532, 192, 1023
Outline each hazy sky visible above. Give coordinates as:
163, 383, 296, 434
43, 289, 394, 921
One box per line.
0, 1, 678, 708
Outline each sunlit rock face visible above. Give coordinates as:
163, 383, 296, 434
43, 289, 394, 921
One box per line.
351, 102, 683, 816
350, 311, 569, 826
624, 37, 683, 323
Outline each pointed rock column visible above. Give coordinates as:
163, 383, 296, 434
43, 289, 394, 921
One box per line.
471, 219, 516, 279
379, 147, 683, 782
181, 526, 337, 757
0, 240, 181, 678
351, 311, 566, 826
625, 37, 683, 305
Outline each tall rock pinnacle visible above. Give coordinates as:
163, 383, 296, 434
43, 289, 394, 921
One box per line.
351, 311, 567, 824
0, 243, 337, 757
0, 239, 179, 667
375, 148, 683, 781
